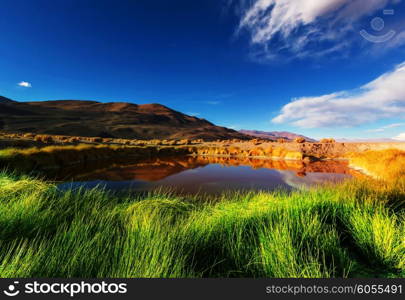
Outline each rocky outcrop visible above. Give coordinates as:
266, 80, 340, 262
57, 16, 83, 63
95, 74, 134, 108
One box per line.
186, 142, 405, 160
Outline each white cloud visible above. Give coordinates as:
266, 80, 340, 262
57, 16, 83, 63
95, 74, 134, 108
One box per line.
385, 30, 405, 49
366, 128, 385, 133
18, 81, 32, 88
384, 122, 405, 128
238, 0, 402, 59
366, 122, 405, 132
393, 132, 405, 140
272, 61, 405, 128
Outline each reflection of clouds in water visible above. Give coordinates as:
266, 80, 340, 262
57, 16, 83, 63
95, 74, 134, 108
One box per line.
277, 170, 349, 190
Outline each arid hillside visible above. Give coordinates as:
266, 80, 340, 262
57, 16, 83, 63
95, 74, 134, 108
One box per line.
0, 96, 248, 140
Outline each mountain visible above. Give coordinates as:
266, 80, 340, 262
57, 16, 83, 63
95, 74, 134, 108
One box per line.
0, 96, 15, 103
239, 130, 317, 142
0, 97, 249, 140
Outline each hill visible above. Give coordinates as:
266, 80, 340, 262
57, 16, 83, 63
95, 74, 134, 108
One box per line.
0, 96, 15, 104
0, 97, 248, 140
239, 130, 316, 142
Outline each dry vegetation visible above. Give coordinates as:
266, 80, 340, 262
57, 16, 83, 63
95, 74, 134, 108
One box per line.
188, 144, 304, 160
348, 149, 405, 180
0, 131, 197, 147
294, 137, 306, 143
320, 138, 336, 143
2, 132, 405, 166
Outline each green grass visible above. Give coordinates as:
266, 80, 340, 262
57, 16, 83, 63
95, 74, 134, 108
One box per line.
0, 171, 403, 278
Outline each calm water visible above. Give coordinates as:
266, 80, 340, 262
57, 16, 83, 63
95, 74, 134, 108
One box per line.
57, 156, 358, 194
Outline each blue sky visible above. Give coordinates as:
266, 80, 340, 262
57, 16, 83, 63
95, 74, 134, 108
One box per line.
1, 0, 405, 140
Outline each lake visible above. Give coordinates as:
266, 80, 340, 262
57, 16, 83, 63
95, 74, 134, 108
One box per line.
57, 156, 359, 194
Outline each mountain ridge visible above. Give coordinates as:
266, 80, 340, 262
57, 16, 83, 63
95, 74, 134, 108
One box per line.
239, 130, 316, 142
0, 96, 247, 140
0, 96, 15, 103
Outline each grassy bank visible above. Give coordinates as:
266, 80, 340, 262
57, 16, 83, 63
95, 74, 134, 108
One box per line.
0, 148, 403, 278
0, 171, 403, 278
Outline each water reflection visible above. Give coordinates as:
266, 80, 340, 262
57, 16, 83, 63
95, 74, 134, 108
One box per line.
57, 156, 360, 194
